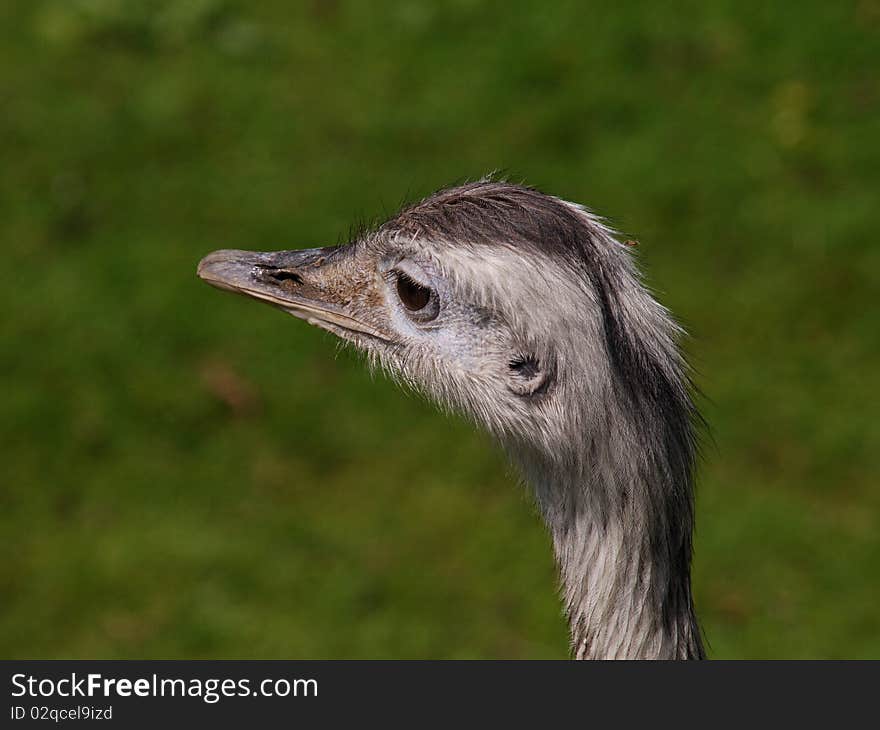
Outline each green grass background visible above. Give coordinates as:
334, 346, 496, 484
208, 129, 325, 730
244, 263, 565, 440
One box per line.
2, 0, 878, 658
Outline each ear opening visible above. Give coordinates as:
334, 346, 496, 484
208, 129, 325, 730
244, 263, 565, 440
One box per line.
507, 353, 550, 396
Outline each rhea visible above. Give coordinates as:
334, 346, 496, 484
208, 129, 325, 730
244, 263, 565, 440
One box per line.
197, 181, 705, 659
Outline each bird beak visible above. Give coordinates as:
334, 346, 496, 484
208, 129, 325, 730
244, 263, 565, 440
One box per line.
197, 247, 390, 341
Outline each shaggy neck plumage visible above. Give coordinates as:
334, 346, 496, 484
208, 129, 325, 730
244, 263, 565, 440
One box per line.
512, 229, 703, 659
520, 437, 703, 660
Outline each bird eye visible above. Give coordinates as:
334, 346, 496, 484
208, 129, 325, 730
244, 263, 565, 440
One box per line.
396, 273, 432, 312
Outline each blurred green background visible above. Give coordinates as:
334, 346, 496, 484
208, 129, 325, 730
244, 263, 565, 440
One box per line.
2, 0, 878, 659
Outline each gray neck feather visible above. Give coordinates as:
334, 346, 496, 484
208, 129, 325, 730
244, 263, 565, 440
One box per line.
512, 204, 704, 659
515, 441, 703, 660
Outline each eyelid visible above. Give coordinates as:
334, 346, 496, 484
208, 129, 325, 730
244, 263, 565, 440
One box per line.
390, 255, 437, 283
389, 266, 430, 289
395, 270, 423, 288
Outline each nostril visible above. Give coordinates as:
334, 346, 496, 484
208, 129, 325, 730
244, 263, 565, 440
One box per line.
269, 270, 303, 284
254, 266, 304, 285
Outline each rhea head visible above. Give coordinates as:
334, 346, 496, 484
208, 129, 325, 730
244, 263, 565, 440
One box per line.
197, 180, 703, 660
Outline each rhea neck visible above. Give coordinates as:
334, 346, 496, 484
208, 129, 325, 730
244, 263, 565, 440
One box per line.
511, 371, 704, 660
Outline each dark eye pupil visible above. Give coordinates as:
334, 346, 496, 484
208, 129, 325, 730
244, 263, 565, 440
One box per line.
397, 274, 431, 311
